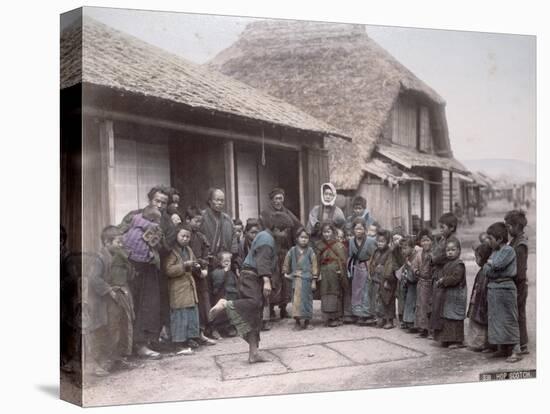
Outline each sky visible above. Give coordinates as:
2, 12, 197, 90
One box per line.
80, 6, 536, 165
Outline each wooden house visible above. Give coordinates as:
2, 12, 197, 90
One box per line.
60, 16, 350, 253
208, 20, 471, 233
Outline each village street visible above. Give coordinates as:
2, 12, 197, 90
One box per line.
79, 199, 536, 407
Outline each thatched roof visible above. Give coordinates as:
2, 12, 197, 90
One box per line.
60, 17, 350, 140
364, 158, 423, 186
208, 19, 460, 190
376, 143, 468, 173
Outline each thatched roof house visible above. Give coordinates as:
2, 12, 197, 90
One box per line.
60, 15, 351, 251
208, 19, 470, 231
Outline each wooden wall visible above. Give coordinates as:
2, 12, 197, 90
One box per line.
357, 175, 396, 231
303, 147, 329, 220
81, 117, 111, 253
170, 134, 227, 212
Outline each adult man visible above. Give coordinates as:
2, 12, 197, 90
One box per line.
260, 188, 303, 322
118, 185, 171, 359
200, 188, 235, 258
209, 212, 293, 363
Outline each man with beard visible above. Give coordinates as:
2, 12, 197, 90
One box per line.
260, 188, 303, 323
208, 211, 293, 363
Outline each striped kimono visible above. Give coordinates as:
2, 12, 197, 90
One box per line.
348, 236, 377, 318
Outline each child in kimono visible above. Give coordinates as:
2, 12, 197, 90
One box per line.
504, 210, 529, 355
283, 228, 319, 330
369, 230, 398, 329
399, 237, 420, 333
430, 237, 467, 349
185, 206, 217, 345
89, 226, 137, 375
414, 229, 434, 338
210, 251, 239, 337
466, 243, 493, 352
485, 222, 522, 363
164, 225, 205, 355
315, 222, 348, 327
390, 228, 407, 326
348, 217, 377, 326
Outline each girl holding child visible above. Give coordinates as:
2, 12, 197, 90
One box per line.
315, 222, 348, 327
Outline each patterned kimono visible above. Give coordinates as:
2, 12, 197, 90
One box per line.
415, 248, 434, 330
348, 236, 377, 318
282, 246, 319, 320
315, 240, 348, 322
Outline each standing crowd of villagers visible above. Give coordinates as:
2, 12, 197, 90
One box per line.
60, 182, 530, 378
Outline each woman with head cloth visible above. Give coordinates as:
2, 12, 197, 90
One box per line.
306, 183, 346, 243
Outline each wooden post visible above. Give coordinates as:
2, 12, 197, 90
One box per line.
449, 171, 454, 213
224, 140, 236, 218
420, 181, 425, 229
99, 119, 115, 224
298, 149, 306, 224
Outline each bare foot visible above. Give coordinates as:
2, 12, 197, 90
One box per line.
248, 353, 270, 364
208, 299, 227, 321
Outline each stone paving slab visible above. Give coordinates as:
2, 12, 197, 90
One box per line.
325, 337, 426, 364
270, 344, 354, 372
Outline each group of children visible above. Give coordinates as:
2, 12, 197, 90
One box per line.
78, 186, 530, 378
279, 206, 529, 365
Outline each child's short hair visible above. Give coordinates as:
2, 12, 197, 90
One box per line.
245, 218, 261, 232
416, 228, 433, 244
217, 250, 232, 262
352, 217, 367, 229
399, 235, 416, 249
504, 210, 527, 229
143, 205, 161, 223
320, 221, 336, 235
295, 227, 310, 240
446, 236, 461, 251
474, 243, 492, 265
377, 229, 391, 242
185, 206, 202, 220
176, 223, 193, 234
487, 222, 508, 244
101, 225, 123, 246
369, 221, 380, 229
352, 195, 367, 209
438, 212, 458, 232
233, 218, 243, 227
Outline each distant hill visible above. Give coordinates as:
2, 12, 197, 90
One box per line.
461, 159, 536, 184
